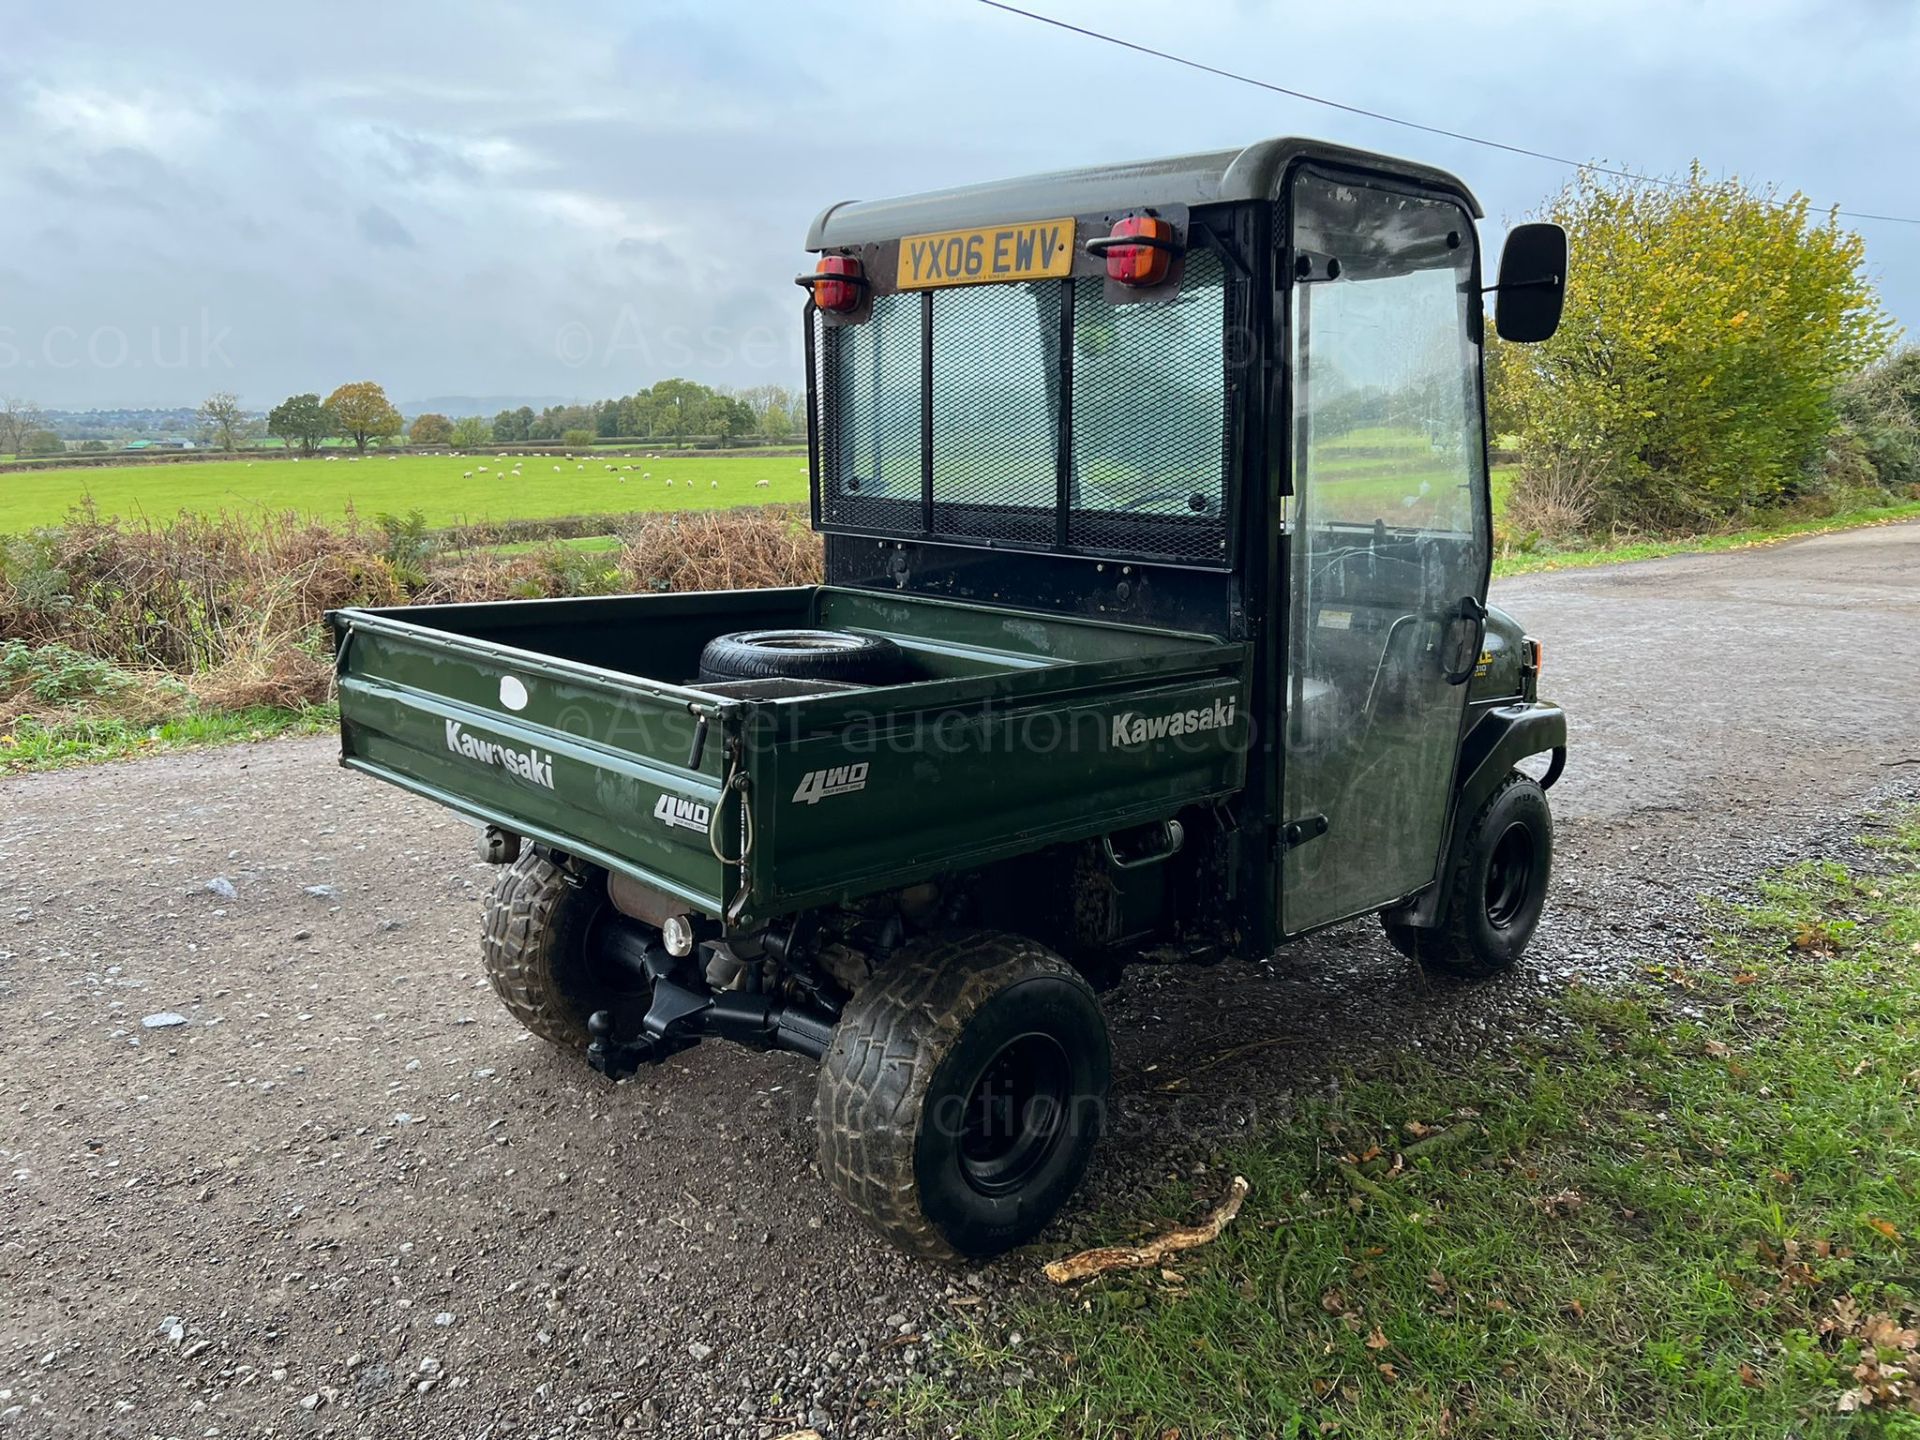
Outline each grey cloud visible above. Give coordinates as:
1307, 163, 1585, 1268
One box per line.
1, 0, 1912, 412
357, 204, 416, 249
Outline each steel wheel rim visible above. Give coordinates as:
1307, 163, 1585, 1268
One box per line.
957, 1032, 1071, 1196
1484, 821, 1536, 929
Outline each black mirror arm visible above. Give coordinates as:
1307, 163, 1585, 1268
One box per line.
1480, 275, 1564, 295
1441, 596, 1489, 686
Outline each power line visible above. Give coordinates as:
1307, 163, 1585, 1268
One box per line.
974, 0, 1920, 228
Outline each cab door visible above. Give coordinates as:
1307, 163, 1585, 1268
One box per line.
1279, 168, 1491, 936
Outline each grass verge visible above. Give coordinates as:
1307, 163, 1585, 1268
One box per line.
902, 816, 1920, 1438
0, 703, 335, 774
1492, 498, 1920, 579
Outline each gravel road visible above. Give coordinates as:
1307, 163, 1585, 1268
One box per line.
5, 522, 1919, 1439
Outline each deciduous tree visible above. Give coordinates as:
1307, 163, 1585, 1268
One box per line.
492, 406, 534, 443
449, 415, 491, 448
198, 391, 247, 452
0, 397, 44, 458
408, 412, 454, 447
267, 393, 334, 454
326, 382, 404, 454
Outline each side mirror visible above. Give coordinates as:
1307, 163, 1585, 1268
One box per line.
1493, 222, 1567, 343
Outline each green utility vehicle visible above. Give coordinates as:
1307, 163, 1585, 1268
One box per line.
329, 137, 1568, 1261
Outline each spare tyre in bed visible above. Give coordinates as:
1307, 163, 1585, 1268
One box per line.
698, 629, 906, 685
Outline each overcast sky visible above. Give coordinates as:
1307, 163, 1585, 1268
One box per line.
2, 0, 1915, 413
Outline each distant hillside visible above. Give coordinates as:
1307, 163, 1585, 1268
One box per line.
42, 407, 208, 442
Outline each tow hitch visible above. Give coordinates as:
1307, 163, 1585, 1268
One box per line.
583, 916, 838, 1080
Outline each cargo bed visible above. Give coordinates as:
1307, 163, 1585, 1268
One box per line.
330, 586, 1248, 926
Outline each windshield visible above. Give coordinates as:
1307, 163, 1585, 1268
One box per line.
814, 247, 1232, 566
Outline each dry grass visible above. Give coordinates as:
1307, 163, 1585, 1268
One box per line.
0, 504, 824, 718
616, 506, 822, 592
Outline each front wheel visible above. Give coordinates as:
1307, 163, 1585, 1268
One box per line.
816, 930, 1110, 1262
1384, 772, 1553, 978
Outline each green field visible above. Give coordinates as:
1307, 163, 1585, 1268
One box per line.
0, 451, 813, 532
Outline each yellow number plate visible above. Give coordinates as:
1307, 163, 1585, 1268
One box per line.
897, 218, 1076, 290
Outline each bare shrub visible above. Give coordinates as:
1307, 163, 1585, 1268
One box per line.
1502, 455, 1603, 543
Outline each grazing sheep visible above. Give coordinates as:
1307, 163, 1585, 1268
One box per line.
642, 472, 651, 479
478, 465, 488, 473
553, 465, 562, 472
710, 480, 718, 488
464, 470, 473, 478
755, 479, 770, 488
666, 479, 674, 488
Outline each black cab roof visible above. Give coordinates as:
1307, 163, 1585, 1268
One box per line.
806, 135, 1482, 250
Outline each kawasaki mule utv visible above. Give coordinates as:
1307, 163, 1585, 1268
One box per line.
328, 136, 1568, 1261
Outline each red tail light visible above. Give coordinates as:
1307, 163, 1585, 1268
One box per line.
1089, 215, 1178, 286
798, 255, 866, 313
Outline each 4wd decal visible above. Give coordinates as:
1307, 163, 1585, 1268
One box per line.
1110, 697, 1236, 748
652, 794, 711, 833
792, 763, 869, 805
444, 720, 555, 789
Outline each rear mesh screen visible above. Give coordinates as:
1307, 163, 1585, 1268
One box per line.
1069, 250, 1229, 563
814, 246, 1232, 566
818, 292, 920, 534
932, 281, 1062, 546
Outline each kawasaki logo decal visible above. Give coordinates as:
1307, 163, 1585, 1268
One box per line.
792, 763, 868, 805
1110, 697, 1237, 748
652, 794, 711, 833
444, 720, 555, 789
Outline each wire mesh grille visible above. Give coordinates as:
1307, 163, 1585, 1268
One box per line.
1067, 250, 1230, 562
930, 282, 1062, 546
819, 292, 922, 534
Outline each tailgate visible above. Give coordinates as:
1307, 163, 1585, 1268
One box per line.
744, 670, 1247, 918
331, 609, 732, 914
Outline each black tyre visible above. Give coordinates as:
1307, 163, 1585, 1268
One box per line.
698, 628, 905, 685
481, 851, 631, 1050
816, 930, 1110, 1262
1384, 772, 1553, 978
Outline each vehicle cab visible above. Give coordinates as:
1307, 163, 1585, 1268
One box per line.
799, 136, 1567, 959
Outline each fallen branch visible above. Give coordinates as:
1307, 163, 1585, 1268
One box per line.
1356, 1121, 1480, 1177
1043, 1175, 1250, 1284
1338, 1162, 1397, 1207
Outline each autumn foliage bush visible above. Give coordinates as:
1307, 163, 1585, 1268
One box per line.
1489, 164, 1895, 534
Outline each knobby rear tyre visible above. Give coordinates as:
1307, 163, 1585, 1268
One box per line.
481, 851, 612, 1051
816, 929, 1110, 1262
